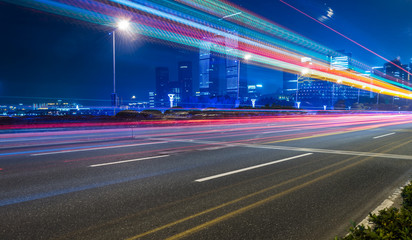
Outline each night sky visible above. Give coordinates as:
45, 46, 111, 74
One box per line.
1, 0, 411, 105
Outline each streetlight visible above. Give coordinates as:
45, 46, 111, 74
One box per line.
295, 68, 309, 109
168, 94, 175, 108
111, 19, 130, 114
295, 57, 311, 109
117, 19, 130, 30
251, 99, 256, 108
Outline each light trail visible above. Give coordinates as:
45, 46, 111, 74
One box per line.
2, 0, 412, 98
2, 113, 412, 173
175, 0, 412, 90
279, 0, 412, 78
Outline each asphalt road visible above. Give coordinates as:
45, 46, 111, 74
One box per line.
1, 113, 412, 240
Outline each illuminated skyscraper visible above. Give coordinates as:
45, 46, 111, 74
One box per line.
283, 51, 363, 108
155, 67, 169, 107
384, 57, 402, 79
199, 39, 224, 97
178, 61, 193, 103
148, 92, 155, 108
199, 32, 247, 104
383, 57, 411, 82
225, 31, 247, 101
283, 72, 300, 99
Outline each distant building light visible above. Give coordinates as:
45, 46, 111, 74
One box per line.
256, 84, 263, 88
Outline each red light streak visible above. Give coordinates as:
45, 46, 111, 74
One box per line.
3, 114, 412, 173
279, 0, 412, 78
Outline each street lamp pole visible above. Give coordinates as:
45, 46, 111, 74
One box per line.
296, 68, 309, 108
111, 19, 130, 115
168, 94, 175, 108
296, 57, 311, 109
112, 30, 116, 107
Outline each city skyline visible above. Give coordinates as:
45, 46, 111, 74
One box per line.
1, 0, 412, 106
2, 1, 412, 239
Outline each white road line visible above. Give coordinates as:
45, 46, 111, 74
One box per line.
373, 132, 395, 139
31, 141, 168, 156
89, 155, 170, 167
195, 153, 313, 182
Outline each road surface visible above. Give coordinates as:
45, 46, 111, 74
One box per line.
1, 113, 412, 239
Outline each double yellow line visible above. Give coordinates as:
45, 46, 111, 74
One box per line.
127, 133, 411, 240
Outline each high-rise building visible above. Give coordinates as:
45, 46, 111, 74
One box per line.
247, 84, 263, 98
155, 67, 169, 108
283, 72, 299, 100
199, 33, 247, 105
383, 57, 411, 82
225, 31, 247, 100
199, 39, 224, 97
178, 61, 193, 104
148, 92, 155, 108
283, 50, 365, 108
407, 58, 412, 82
296, 77, 335, 106
291, 75, 361, 108
384, 57, 403, 80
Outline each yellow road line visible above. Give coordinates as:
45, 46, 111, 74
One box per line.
394, 129, 412, 132
126, 153, 363, 240
165, 139, 412, 240
57, 160, 319, 240
127, 138, 411, 240
166, 159, 364, 240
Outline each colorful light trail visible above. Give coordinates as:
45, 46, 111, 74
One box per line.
279, 0, 412, 79
3, 0, 412, 99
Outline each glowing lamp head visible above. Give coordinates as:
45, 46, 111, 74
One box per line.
244, 54, 252, 60
117, 19, 130, 31
301, 68, 309, 75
